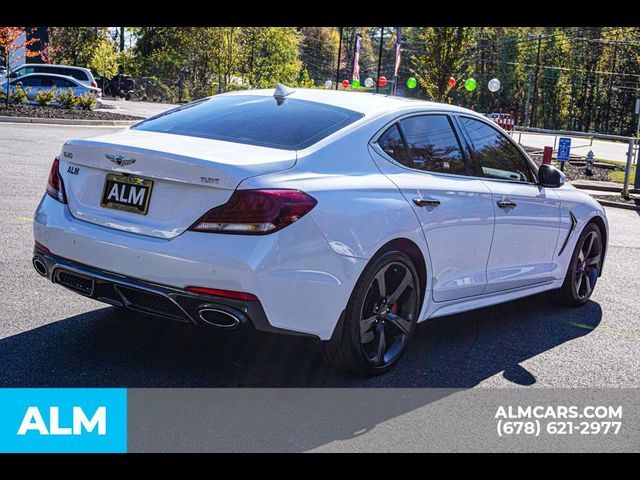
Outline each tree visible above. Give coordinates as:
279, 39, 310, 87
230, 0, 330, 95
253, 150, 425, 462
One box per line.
410, 27, 471, 102
239, 27, 301, 88
89, 38, 119, 89
299, 27, 339, 85
48, 27, 110, 67
0, 27, 41, 106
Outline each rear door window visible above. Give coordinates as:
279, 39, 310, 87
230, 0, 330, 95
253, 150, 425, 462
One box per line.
398, 115, 468, 175
15, 75, 44, 87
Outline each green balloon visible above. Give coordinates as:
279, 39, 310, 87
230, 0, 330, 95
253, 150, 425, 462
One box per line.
351, 79, 360, 88
464, 78, 477, 92
407, 77, 417, 89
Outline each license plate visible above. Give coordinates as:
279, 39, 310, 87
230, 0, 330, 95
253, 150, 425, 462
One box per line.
100, 173, 153, 215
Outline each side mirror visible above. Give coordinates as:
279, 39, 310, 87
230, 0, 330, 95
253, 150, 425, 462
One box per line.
538, 164, 566, 188
15, 81, 23, 87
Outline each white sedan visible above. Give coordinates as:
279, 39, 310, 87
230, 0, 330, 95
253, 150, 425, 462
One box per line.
32, 86, 608, 376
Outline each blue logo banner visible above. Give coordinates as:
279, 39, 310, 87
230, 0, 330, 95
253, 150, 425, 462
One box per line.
0, 388, 127, 453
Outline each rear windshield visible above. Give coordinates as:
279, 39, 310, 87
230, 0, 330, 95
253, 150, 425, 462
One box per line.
131, 95, 364, 150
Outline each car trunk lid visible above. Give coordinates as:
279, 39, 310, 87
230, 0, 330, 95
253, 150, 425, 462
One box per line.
59, 129, 296, 239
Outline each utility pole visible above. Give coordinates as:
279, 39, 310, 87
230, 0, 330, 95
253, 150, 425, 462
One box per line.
375, 27, 384, 94
604, 39, 619, 133
524, 68, 533, 127
335, 27, 343, 90
530, 34, 542, 128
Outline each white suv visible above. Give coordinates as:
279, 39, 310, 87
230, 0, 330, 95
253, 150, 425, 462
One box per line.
4, 63, 97, 88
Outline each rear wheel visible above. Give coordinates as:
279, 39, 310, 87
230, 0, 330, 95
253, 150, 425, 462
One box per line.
321, 251, 420, 376
558, 222, 603, 307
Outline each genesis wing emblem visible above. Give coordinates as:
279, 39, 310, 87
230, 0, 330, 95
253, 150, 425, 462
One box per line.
106, 154, 136, 167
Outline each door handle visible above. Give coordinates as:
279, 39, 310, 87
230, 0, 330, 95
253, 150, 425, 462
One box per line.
496, 200, 517, 209
413, 198, 441, 207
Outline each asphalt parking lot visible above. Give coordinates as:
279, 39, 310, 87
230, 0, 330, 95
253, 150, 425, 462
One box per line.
1, 122, 639, 388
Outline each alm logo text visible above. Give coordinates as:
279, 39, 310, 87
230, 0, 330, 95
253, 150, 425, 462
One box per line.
17, 406, 107, 436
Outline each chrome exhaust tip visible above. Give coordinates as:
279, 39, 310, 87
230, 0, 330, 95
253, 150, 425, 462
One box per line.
33, 257, 48, 277
198, 307, 243, 329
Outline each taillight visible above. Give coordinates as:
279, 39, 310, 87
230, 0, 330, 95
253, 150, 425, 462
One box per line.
46, 158, 67, 204
189, 189, 317, 235
90, 81, 97, 88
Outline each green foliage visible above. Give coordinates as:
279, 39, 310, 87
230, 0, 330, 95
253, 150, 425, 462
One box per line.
137, 77, 177, 103
49, 27, 111, 66
239, 27, 301, 88
299, 27, 339, 85
410, 27, 471, 102
116, 49, 139, 76
76, 93, 97, 110
10, 86, 28, 104
58, 88, 79, 109
89, 38, 119, 80
296, 69, 314, 88
35, 88, 56, 106
103, 26, 640, 136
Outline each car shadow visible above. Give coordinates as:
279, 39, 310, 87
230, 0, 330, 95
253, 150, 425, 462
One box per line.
0, 292, 603, 451
0, 290, 602, 388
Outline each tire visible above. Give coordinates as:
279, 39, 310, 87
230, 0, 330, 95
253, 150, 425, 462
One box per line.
558, 222, 603, 307
321, 250, 421, 376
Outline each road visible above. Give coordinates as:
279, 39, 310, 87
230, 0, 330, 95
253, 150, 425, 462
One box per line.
101, 98, 175, 118
0, 122, 639, 388
514, 131, 636, 164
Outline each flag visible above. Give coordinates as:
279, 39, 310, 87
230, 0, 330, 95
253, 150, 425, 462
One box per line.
393, 27, 402, 79
352, 33, 362, 82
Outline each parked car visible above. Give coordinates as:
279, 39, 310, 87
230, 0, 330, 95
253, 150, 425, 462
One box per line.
97, 74, 135, 100
3, 73, 102, 107
4, 63, 98, 88
32, 87, 608, 376
486, 112, 514, 130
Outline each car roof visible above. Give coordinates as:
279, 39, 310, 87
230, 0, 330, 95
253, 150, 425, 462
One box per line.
13, 72, 82, 83
14, 63, 90, 71
221, 87, 483, 118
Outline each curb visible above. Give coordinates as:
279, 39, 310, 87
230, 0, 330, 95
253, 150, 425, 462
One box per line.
596, 199, 640, 211
572, 182, 639, 195
0, 116, 137, 126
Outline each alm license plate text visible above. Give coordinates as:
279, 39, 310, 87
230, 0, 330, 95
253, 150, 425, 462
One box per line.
100, 174, 153, 215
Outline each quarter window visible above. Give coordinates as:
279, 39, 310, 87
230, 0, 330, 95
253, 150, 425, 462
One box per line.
460, 117, 534, 183
377, 124, 411, 166
398, 115, 467, 175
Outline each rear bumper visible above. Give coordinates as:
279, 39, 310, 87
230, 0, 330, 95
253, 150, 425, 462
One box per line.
33, 195, 367, 340
32, 248, 306, 335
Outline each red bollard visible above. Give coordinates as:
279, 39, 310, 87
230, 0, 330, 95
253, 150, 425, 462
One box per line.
542, 146, 553, 165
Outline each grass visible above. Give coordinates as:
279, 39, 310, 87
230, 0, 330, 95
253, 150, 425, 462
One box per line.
609, 165, 636, 184
598, 158, 626, 166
